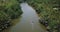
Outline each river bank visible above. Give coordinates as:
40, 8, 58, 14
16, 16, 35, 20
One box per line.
26, 0, 60, 32
0, 0, 23, 32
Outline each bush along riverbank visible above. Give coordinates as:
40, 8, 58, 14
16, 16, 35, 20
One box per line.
0, 0, 23, 31
26, 0, 60, 32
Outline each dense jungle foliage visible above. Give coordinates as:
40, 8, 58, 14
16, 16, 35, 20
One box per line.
0, 0, 23, 31
26, 0, 60, 32
0, 0, 23, 21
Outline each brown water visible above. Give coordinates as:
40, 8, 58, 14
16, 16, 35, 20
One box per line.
3, 3, 46, 32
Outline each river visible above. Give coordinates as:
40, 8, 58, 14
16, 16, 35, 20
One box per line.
3, 3, 46, 32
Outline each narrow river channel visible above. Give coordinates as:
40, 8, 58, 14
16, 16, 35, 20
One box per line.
3, 3, 46, 32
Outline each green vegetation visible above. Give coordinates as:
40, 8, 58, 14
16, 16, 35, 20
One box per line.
0, 0, 23, 31
26, 0, 60, 32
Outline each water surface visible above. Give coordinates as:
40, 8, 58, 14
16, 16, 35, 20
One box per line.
3, 3, 46, 32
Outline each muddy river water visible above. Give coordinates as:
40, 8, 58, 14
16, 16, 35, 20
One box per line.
3, 3, 46, 32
